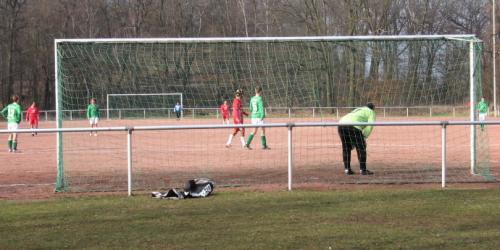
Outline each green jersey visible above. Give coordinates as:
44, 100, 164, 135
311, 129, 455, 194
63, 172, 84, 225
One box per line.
87, 104, 100, 118
1, 102, 22, 124
249, 95, 265, 119
476, 100, 488, 114
339, 107, 376, 138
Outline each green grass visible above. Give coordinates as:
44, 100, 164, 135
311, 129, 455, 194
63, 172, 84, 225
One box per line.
1, 189, 500, 249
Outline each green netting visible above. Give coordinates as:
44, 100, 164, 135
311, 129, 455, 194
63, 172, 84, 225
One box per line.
54, 37, 488, 192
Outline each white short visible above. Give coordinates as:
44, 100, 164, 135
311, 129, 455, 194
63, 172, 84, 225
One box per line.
479, 113, 487, 121
89, 117, 99, 125
251, 118, 264, 125
7, 123, 19, 131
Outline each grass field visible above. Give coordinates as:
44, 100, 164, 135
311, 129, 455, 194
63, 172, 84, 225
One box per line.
2, 188, 500, 249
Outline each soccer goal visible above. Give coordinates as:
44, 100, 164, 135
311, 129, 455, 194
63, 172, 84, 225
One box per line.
106, 93, 183, 119
54, 35, 486, 192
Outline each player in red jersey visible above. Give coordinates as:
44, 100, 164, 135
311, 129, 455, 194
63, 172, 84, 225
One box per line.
220, 100, 230, 125
26, 101, 40, 136
225, 89, 248, 148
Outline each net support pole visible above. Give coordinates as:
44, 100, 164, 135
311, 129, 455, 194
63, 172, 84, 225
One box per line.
287, 124, 293, 191
106, 95, 110, 120
54, 40, 65, 192
441, 122, 447, 188
494, 0, 497, 117
470, 41, 477, 174
127, 128, 133, 196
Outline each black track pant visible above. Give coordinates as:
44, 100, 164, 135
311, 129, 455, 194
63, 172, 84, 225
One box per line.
337, 126, 367, 171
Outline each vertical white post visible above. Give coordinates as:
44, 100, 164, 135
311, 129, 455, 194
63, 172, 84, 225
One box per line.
119, 110, 122, 120
192, 109, 195, 119
127, 129, 133, 196
494, 0, 497, 117
70, 111, 73, 120
406, 107, 409, 117
383, 108, 386, 118
430, 107, 432, 117
168, 109, 171, 118
106, 94, 110, 120
470, 41, 477, 174
216, 109, 219, 119
180, 94, 184, 119
288, 108, 291, 119
288, 125, 293, 191
312, 108, 315, 118
336, 108, 339, 119
441, 123, 447, 188
54, 40, 64, 191
143, 109, 146, 119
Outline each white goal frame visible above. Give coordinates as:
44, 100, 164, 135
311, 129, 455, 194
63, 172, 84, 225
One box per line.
106, 93, 183, 120
54, 35, 482, 191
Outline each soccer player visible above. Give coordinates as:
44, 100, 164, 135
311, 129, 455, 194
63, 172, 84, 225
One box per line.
220, 100, 230, 125
26, 101, 40, 136
245, 86, 269, 150
1, 95, 22, 153
87, 98, 100, 136
225, 89, 248, 148
338, 103, 376, 175
174, 102, 182, 120
476, 97, 488, 131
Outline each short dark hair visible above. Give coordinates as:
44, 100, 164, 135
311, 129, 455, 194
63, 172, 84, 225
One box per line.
12, 95, 19, 102
255, 86, 262, 94
366, 102, 375, 110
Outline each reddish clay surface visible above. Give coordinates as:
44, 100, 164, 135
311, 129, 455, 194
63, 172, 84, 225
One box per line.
1, 116, 499, 200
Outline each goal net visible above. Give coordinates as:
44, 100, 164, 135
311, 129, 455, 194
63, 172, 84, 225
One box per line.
106, 93, 183, 119
54, 35, 489, 192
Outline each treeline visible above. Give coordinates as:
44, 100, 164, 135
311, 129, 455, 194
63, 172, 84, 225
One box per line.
0, 0, 493, 109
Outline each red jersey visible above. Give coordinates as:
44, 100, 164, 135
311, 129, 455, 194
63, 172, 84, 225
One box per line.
232, 98, 247, 123
220, 104, 230, 118
26, 106, 40, 122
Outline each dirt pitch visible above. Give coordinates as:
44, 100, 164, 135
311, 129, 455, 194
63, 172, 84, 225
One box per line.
1, 116, 499, 200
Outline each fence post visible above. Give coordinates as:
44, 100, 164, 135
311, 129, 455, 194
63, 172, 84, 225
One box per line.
287, 124, 294, 191
383, 108, 386, 118
406, 107, 409, 117
216, 109, 219, 119
127, 128, 133, 196
312, 108, 315, 118
430, 107, 432, 117
119, 110, 122, 120
453, 107, 456, 117
192, 109, 195, 119
336, 108, 339, 119
143, 109, 146, 119
45, 111, 48, 121
288, 108, 291, 119
70, 111, 73, 121
168, 109, 171, 118
441, 122, 447, 188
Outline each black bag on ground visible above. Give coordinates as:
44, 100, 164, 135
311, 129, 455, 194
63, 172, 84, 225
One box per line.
151, 178, 215, 199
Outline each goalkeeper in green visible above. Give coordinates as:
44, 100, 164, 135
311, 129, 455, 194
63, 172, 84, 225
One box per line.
1, 95, 22, 153
338, 103, 376, 175
476, 97, 488, 131
245, 86, 269, 150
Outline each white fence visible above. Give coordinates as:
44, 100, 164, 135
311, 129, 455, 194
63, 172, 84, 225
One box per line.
1, 120, 497, 196
23, 106, 491, 121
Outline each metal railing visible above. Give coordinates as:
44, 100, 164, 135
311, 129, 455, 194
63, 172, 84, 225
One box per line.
1, 120, 496, 196
20, 106, 489, 121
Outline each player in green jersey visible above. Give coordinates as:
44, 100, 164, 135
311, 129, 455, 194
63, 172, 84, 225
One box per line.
476, 97, 488, 131
338, 103, 376, 175
87, 98, 100, 136
245, 86, 269, 150
1, 95, 22, 152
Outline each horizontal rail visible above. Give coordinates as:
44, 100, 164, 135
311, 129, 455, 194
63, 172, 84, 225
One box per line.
2, 120, 499, 134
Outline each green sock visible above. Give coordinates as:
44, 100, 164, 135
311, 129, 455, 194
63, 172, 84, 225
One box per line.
261, 135, 267, 147
8, 140, 12, 150
12, 141, 17, 150
246, 133, 255, 146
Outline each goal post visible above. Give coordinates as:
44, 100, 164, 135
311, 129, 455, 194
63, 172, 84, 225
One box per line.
106, 93, 183, 120
54, 35, 485, 192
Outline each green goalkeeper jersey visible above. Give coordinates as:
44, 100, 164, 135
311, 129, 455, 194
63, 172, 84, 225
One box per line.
249, 95, 265, 119
1, 102, 22, 124
339, 106, 376, 138
87, 104, 100, 118
477, 100, 488, 114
